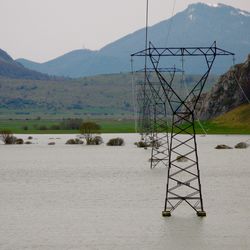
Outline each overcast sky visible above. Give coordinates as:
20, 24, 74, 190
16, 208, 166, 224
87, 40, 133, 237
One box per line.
1, 0, 249, 62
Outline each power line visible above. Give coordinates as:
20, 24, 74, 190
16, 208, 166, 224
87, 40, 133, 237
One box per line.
165, 0, 177, 46
145, 0, 149, 68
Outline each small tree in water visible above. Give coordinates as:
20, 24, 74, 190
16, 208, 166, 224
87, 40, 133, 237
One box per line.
79, 122, 101, 145
0, 129, 16, 144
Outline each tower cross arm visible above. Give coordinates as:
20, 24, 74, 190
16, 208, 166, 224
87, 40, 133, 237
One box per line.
132, 46, 234, 57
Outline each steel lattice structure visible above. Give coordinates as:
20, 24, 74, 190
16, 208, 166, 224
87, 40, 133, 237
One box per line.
133, 68, 181, 168
132, 41, 234, 216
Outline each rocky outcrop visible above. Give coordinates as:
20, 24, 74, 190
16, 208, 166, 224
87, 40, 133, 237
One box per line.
194, 54, 250, 120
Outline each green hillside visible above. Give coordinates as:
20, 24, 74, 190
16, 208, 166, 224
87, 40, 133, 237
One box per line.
213, 104, 250, 130
191, 104, 250, 134
0, 73, 217, 119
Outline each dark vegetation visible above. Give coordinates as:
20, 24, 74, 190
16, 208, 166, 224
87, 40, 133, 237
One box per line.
0, 129, 15, 144
66, 138, 84, 145
86, 136, 103, 145
0, 129, 24, 144
107, 137, 124, 146
79, 122, 102, 145
134, 141, 151, 148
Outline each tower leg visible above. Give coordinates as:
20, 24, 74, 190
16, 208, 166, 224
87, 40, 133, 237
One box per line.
163, 112, 205, 215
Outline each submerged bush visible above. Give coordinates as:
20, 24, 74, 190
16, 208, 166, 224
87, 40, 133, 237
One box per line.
176, 155, 188, 162
107, 137, 124, 146
87, 136, 103, 145
215, 144, 232, 149
15, 138, 24, 144
66, 138, 84, 145
235, 142, 248, 149
134, 141, 150, 148
0, 129, 16, 144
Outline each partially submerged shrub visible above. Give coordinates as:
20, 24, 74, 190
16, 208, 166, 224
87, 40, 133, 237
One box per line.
235, 142, 249, 149
87, 136, 103, 145
15, 138, 24, 144
134, 141, 150, 148
107, 137, 124, 146
176, 155, 188, 162
66, 138, 84, 145
215, 144, 232, 149
150, 140, 161, 148
5, 136, 17, 144
0, 129, 16, 144
80, 121, 101, 144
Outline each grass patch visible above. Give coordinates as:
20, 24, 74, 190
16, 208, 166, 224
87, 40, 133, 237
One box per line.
213, 104, 250, 129
1, 105, 250, 135
0, 119, 136, 134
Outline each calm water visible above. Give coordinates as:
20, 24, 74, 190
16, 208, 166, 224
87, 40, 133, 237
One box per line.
0, 134, 249, 250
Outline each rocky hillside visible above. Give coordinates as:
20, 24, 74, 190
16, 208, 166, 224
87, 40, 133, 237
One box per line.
195, 54, 250, 120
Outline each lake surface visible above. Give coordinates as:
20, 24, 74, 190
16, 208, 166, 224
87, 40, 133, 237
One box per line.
0, 134, 250, 250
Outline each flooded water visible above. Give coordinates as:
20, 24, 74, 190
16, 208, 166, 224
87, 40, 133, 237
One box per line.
0, 134, 249, 250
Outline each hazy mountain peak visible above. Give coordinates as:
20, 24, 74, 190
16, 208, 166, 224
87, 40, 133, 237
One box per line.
0, 48, 54, 80
0, 48, 14, 63
16, 2, 250, 77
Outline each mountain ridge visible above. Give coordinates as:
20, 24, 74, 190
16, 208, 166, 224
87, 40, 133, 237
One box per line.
16, 2, 250, 77
0, 49, 54, 80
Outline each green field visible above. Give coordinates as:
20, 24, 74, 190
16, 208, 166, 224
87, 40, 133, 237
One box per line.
0, 117, 249, 134
0, 119, 137, 134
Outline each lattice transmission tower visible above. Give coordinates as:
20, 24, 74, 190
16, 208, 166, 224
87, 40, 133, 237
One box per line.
132, 41, 234, 216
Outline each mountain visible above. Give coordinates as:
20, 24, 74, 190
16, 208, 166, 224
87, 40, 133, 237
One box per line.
194, 54, 250, 120
0, 49, 52, 80
18, 49, 127, 78
17, 2, 250, 77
